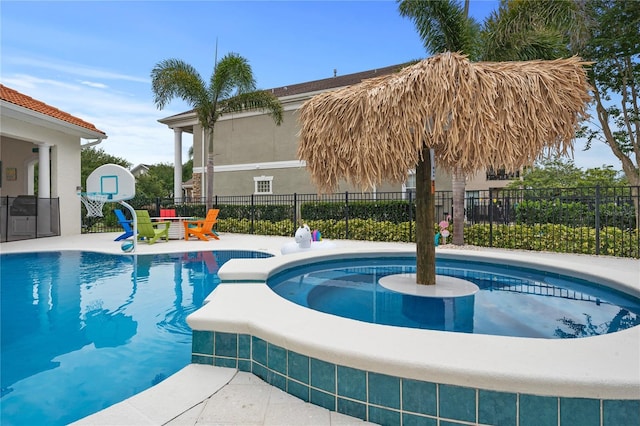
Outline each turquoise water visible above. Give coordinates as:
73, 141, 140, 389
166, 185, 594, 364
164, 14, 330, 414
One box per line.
267, 257, 640, 338
0, 250, 270, 426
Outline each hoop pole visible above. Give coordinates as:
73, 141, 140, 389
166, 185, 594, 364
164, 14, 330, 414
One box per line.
120, 200, 137, 253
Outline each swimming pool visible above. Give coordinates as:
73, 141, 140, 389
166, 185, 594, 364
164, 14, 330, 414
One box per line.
267, 256, 640, 338
0, 250, 271, 426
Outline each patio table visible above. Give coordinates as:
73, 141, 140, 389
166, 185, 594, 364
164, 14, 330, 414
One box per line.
151, 216, 195, 240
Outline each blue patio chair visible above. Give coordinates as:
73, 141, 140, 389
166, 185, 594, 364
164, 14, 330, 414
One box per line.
114, 209, 134, 241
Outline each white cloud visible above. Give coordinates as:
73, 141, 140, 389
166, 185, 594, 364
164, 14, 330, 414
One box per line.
4, 72, 191, 167
5, 56, 148, 83
80, 81, 108, 89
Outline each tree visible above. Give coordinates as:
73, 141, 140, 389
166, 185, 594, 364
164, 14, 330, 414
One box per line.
135, 173, 167, 198
574, 0, 640, 227
398, 0, 582, 246
507, 155, 624, 189
80, 147, 130, 191
151, 52, 283, 210
135, 163, 175, 198
581, 166, 627, 188
508, 156, 583, 189
183, 146, 194, 183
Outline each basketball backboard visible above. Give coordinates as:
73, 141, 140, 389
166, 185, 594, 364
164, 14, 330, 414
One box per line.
85, 164, 136, 201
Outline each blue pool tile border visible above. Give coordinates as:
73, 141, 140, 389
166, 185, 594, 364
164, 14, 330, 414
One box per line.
191, 331, 639, 426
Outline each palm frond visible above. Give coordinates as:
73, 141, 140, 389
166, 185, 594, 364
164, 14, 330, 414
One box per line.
150, 59, 208, 109
218, 90, 284, 125
211, 52, 257, 102
480, 0, 580, 61
398, 0, 478, 55
484, 28, 569, 62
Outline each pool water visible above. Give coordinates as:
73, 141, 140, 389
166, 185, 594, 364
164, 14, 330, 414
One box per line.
0, 250, 270, 426
267, 257, 640, 338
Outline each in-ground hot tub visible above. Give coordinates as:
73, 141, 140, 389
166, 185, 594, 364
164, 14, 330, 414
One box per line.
187, 248, 640, 425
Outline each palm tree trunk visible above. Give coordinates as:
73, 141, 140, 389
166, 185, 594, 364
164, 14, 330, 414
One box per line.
206, 128, 214, 211
452, 165, 465, 245
416, 147, 436, 285
450, 0, 471, 247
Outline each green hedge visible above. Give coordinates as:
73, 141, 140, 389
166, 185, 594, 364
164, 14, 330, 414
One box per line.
216, 204, 292, 222
217, 218, 294, 237
301, 201, 413, 223
515, 200, 636, 229
463, 223, 639, 257
217, 217, 638, 258
301, 198, 637, 229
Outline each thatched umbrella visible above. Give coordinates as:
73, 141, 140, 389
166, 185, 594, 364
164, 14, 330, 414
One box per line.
298, 52, 591, 284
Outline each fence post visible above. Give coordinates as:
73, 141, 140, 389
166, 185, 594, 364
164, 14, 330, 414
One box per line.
595, 185, 601, 255
250, 194, 255, 235
488, 188, 494, 247
293, 193, 298, 235
155, 197, 161, 215
408, 190, 413, 243
345, 191, 349, 240
2, 196, 7, 242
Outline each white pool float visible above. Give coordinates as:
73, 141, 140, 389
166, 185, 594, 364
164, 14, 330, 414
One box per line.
281, 224, 336, 254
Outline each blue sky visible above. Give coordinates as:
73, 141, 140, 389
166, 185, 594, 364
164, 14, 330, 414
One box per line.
1, 0, 619, 170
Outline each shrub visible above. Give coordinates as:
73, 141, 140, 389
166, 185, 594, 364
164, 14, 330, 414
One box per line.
217, 218, 295, 237
464, 223, 639, 257
217, 204, 293, 222
301, 200, 413, 223
515, 199, 636, 229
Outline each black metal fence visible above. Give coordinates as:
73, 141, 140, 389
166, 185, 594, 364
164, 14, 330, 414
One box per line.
84, 186, 639, 258
1, 196, 61, 242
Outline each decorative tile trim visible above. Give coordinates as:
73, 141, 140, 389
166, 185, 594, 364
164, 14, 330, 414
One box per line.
191, 331, 639, 425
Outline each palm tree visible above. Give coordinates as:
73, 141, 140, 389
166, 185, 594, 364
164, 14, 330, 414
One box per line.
398, 0, 580, 247
399, 0, 479, 247
479, 0, 583, 62
151, 53, 283, 210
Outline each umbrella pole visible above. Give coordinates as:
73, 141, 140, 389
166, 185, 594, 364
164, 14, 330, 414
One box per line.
415, 147, 436, 285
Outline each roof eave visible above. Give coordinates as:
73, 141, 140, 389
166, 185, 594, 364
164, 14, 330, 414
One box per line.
1, 100, 107, 139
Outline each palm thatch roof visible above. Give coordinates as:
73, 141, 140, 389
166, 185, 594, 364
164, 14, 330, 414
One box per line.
297, 52, 592, 192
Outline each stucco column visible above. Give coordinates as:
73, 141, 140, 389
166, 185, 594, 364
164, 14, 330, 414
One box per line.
174, 128, 183, 203
37, 142, 52, 235
38, 143, 51, 198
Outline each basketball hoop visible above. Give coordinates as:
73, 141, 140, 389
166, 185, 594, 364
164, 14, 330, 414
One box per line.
79, 192, 109, 217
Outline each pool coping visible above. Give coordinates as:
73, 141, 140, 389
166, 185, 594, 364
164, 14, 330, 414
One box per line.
187, 247, 640, 400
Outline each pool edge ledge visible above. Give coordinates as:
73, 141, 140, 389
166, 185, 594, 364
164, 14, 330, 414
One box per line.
188, 248, 640, 401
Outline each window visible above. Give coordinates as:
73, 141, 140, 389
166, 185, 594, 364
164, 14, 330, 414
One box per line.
254, 175, 273, 194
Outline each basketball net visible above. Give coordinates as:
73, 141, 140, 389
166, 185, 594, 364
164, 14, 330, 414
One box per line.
79, 192, 109, 217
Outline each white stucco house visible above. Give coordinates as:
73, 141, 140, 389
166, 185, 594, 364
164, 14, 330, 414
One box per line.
0, 84, 107, 241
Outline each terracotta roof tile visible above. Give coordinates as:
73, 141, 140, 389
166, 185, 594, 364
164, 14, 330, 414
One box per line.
0, 84, 106, 135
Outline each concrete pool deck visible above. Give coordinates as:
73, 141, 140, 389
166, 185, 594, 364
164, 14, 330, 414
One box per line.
2, 232, 639, 425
